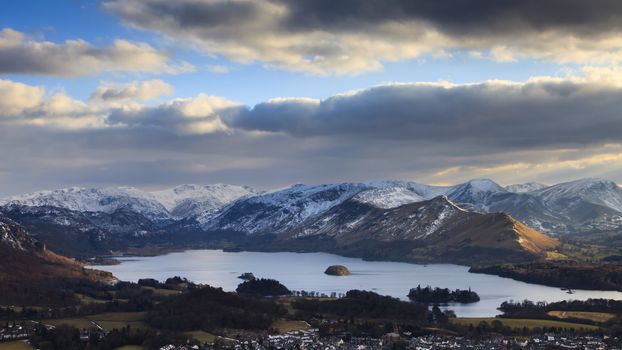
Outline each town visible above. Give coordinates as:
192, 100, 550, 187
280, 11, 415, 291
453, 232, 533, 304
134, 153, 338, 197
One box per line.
2, 321, 621, 350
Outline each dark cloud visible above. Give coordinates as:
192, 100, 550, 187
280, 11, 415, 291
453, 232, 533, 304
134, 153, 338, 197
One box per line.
105, 0, 622, 74
279, 0, 622, 36
228, 80, 622, 152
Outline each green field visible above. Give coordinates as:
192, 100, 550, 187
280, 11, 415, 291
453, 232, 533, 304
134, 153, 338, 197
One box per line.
547, 311, 617, 323
185, 330, 218, 343
75, 293, 109, 304
272, 320, 311, 333
451, 317, 600, 331
42, 312, 149, 331
0, 341, 34, 350
41, 317, 95, 329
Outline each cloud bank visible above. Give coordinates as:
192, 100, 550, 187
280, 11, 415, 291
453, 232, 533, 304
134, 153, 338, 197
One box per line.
2, 70, 622, 193
104, 0, 622, 74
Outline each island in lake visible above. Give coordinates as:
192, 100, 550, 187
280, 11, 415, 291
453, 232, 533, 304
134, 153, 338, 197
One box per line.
408, 285, 480, 304
325, 265, 350, 276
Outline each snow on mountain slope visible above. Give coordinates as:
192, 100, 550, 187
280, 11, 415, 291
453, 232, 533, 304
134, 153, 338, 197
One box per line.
446, 179, 508, 210
0, 187, 169, 221
0, 216, 33, 250
532, 178, 622, 213
150, 184, 258, 218
200, 182, 373, 234
286, 196, 559, 264
352, 181, 450, 209
505, 182, 548, 193
353, 187, 425, 209
200, 180, 453, 233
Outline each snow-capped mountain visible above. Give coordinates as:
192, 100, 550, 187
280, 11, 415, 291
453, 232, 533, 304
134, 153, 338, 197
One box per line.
532, 178, 622, 214
151, 184, 258, 218
352, 181, 449, 209
200, 182, 371, 234
445, 179, 508, 211
0, 184, 259, 221
483, 178, 622, 235
279, 196, 560, 264
0, 183, 260, 255
0, 187, 169, 221
199, 180, 452, 234
1, 177, 621, 258
505, 182, 548, 193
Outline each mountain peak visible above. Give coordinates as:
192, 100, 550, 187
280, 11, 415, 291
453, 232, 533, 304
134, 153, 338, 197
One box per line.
505, 182, 548, 193
463, 178, 506, 192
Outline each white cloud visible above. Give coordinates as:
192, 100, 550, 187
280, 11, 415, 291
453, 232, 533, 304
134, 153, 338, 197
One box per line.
206, 65, 231, 74
0, 79, 44, 116
0, 28, 194, 76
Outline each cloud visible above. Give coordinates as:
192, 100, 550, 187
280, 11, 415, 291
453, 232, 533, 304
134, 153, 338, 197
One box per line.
4, 70, 622, 194
227, 75, 622, 153
104, 0, 622, 74
0, 28, 194, 76
107, 93, 240, 134
90, 80, 174, 102
205, 65, 231, 74
0, 79, 44, 115
0, 79, 105, 129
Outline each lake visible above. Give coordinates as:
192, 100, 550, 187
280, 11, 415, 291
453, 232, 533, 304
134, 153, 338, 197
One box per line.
91, 249, 622, 317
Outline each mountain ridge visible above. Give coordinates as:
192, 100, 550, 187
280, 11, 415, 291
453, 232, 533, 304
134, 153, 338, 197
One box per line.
0, 177, 619, 261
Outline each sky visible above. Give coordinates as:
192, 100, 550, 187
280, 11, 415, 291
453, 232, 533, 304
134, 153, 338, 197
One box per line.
1, 0, 622, 196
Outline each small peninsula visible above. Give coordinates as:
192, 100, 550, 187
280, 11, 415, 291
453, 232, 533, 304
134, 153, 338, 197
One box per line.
324, 265, 350, 276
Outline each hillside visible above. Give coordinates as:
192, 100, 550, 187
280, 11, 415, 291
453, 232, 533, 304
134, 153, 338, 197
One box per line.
249, 196, 560, 264
0, 177, 619, 264
0, 216, 113, 306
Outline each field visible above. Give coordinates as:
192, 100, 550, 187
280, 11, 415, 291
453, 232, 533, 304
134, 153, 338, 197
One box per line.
42, 312, 149, 331
451, 317, 600, 331
272, 320, 311, 333
75, 293, 108, 304
547, 311, 617, 323
184, 330, 218, 343
0, 341, 34, 350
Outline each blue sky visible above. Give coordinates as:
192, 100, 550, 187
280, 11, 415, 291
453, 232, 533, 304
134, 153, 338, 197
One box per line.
0, 0, 621, 194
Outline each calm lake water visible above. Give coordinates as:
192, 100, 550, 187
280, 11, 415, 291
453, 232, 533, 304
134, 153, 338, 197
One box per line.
91, 249, 622, 317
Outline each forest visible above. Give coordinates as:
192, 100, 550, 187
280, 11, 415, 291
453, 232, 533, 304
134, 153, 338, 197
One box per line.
469, 261, 622, 291
407, 285, 480, 303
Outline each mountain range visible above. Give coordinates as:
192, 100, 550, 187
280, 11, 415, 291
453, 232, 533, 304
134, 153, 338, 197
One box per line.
1, 178, 620, 263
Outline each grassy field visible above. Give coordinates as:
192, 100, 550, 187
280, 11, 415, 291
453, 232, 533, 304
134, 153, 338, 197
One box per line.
547, 311, 617, 323
41, 317, 95, 329
42, 312, 149, 331
75, 293, 109, 304
451, 317, 600, 331
185, 330, 218, 343
0, 341, 34, 350
272, 320, 311, 333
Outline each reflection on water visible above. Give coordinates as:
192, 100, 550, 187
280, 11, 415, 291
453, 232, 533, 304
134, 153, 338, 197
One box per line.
91, 249, 622, 317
